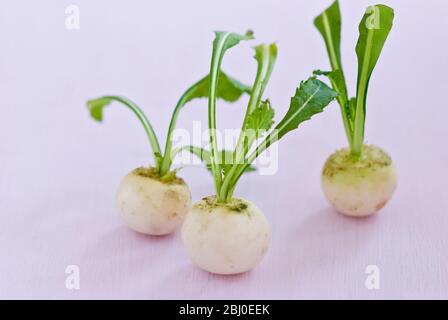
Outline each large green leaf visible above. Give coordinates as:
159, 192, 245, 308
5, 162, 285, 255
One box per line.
274, 77, 338, 140
353, 5, 394, 152
314, 0, 343, 73
226, 76, 338, 197
314, 0, 352, 143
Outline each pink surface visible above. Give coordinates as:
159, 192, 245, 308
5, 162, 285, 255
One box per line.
1, 0, 447, 299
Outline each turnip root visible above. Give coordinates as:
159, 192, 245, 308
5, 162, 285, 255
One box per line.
321, 145, 397, 217
182, 196, 270, 275
116, 167, 191, 235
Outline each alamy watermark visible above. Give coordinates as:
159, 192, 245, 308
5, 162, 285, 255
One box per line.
65, 5, 80, 30
169, 121, 279, 175
65, 265, 80, 290
365, 265, 380, 290
365, 6, 381, 30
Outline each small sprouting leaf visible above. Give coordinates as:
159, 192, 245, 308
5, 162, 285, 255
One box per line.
86, 97, 112, 122
346, 97, 356, 123
275, 77, 338, 140
244, 99, 275, 136
154, 152, 164, 168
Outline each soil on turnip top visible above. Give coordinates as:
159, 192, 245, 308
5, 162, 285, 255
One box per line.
133, 167, 185, 185
196, 196, 249, 214
323, 144, 393, 178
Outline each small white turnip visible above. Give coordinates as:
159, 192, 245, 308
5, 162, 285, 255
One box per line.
314, 2, 396, 217
181, 32, 337, 274
117, 167, 191, 235
182, 197, 270, 275
321, 145, 397, 217
86, 68, 250, 235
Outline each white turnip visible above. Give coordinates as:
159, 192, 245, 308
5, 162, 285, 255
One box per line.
182, 32, 337, 274
86, 71, 250, 235
321, 145, 397, 217
117, 167, 191, 235
182, 197, 270, 274
314, 2, 396, 217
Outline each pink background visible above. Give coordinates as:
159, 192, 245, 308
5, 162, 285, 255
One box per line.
1, 0, 447, 299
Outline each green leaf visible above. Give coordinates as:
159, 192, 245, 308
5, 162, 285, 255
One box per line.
314, 0, 343, 73
85, 96, 162, 165
244, 99, 275, 137
314, 69, 353, 127
217, 44, 276, 202
184, 146, 256, 174
86, 97, 112, 122
182, 72, 251, 106
227, 76, 338, 193
249, 44, 278, 113
236, 43, 277, 151
213, 30, 254, 56
356, 5, 394, 89
346, 97, 356, 124
314, 1, 353, 146
158, 71, 251, 177
274, 77, 338, 140
352, 5, 394, 154
224, 43, 277, 192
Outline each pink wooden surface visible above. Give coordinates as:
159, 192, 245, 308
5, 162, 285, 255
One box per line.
1, 0, 447, 299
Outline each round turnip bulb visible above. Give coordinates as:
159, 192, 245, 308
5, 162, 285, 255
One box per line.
182, 196, 270, 275
321, 145, 397, 217
116, 167, 191, 235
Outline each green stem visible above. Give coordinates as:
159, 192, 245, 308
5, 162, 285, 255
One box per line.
321, 12, 354, 148
219, 134, 257, 200
208, 43, 225, 200
220, 44, 276, 201
328, 78, 353, 149
235, 45, 273, 150
159, 96, 188, 177
206, 31, 253, 201
352, 30, 374, 157
224, 131, 277, 200
101, 96, 162, 166
169, 145, 193, 160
